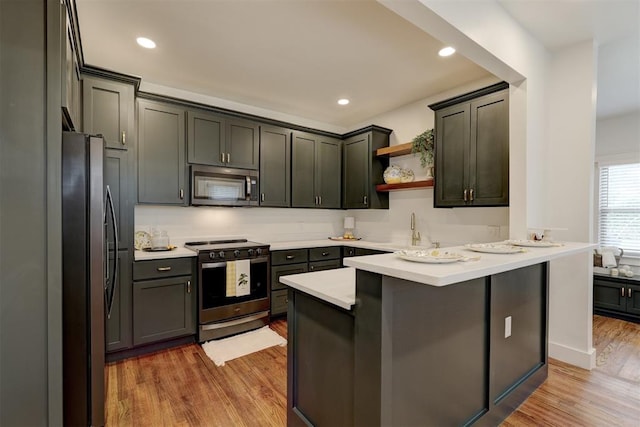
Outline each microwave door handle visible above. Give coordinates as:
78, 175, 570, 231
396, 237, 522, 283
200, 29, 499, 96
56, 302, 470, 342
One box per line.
246, 176, 251, 200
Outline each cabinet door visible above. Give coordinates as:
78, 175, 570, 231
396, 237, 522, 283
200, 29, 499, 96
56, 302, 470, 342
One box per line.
593, 279, 626, 312
342, 134, 370, 209
187, 110, 225, 166
292, 131, 317, 207
106, 250, 132, 352
260, 126, 291, 207
133, 275, 196, 346
434, 103, 470, 207
61, 3, 81, 131
83, 76, 134, 150
227, 118, 259, 170
469, 90, 509, 206
316, 137, 341, 208
625, 284, 640, 316
272, 263, 308, 291
104, 148, 132, 251
137, 100, 187, 205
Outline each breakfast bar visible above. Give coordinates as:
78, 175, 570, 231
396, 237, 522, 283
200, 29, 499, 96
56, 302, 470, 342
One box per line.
280, 242, 595, 426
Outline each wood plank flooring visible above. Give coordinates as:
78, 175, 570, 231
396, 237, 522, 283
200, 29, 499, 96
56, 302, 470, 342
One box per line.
105, 316, 640, 426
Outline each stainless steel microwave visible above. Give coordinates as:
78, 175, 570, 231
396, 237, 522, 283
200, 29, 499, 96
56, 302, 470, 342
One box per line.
190, 165, 259, 207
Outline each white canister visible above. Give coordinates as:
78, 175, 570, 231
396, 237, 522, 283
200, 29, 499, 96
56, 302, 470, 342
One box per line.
611, 268, 619, 277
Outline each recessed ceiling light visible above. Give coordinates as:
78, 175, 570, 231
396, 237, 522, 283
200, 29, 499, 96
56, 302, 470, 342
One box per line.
337, 98, 350, 106
438, 46, 456, 57
136, 37, 156, 49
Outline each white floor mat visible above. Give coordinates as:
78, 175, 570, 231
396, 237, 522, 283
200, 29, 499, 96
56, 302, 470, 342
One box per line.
201, 326, 287, 367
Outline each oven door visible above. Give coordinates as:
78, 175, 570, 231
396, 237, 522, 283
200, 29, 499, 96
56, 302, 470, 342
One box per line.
191, 165, 259, 206
199, 258, 269, 324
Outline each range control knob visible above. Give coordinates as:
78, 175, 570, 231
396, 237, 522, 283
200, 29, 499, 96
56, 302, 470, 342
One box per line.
247, 249, 254, 256
234, 250, 241, 257
209, 252, 216, 260
256, 248, 262, 255
218, 251, 225, 259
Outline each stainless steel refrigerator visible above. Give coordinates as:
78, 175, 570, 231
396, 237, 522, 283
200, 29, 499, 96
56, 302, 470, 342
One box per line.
62, 132, 119, 426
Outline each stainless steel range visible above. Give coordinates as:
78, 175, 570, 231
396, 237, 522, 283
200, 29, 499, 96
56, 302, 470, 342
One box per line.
185, 239, 270, 342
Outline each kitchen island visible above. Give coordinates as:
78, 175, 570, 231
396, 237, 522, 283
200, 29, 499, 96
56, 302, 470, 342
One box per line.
281, 242, 595, 426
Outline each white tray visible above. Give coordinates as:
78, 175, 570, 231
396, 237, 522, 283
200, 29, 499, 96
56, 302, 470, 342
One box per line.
464, 243, 527, 254
507, 239, 563, 247
395, 249, 466, 264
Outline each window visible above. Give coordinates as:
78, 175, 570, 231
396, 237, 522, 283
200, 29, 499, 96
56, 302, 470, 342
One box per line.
598, 163, 640, 256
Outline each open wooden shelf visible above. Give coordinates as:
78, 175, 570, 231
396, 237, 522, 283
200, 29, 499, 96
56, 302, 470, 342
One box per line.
376, 142, 413, 157
376, 179, 434, 192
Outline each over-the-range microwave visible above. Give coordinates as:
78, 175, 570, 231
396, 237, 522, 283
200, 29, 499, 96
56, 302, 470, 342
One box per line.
190, 165, 259, 207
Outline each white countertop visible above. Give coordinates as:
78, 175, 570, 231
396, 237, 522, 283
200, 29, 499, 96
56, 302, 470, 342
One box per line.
279, 267, 356, 310
343, 242, 597, 287
134, 246, 197, 261
134, 239, 408, 261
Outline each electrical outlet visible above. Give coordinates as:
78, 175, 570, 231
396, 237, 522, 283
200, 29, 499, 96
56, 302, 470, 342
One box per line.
505, 316, 512, 338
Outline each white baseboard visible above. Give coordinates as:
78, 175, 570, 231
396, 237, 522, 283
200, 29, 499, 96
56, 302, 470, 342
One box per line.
549, 341, 596, 370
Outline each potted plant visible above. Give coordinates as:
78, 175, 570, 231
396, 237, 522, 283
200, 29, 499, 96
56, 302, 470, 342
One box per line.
411, 129, 435, 177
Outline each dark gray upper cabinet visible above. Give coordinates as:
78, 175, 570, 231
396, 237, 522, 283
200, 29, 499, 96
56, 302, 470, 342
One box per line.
137, 99, 187, 205
187, 110, 258, 170
227, 118, 259, 170
432, 83, 509, 207
342, 127, 390, 209
260, 125, 291, 207
291, 131, 341, 209
61, 2, 81, 132
187, 110, 225, 166
82, 76, 134, 150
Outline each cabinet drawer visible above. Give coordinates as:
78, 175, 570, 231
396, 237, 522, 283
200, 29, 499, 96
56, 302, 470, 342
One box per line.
272, 263, 308, 291
309, 259, 341, 272
133, 258, 193, 281
271, 289, 289, 316
309, 246, 341, 261
272, 249, 308, 266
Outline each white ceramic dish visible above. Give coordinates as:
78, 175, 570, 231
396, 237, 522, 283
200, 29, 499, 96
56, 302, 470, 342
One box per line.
507, 239, 563, 248
464, 243, 526, 254
395, 249, 465, 264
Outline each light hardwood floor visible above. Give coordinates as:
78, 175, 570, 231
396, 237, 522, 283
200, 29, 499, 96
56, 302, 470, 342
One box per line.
105, 316, 640, 426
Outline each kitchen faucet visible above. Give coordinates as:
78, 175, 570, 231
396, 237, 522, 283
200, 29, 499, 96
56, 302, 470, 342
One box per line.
410, 212, 421, 246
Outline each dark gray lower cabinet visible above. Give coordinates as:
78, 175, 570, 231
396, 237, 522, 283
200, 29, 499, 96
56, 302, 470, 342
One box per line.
288, 263, 549, 426
132, 258, 196, 346
594, 275, 640, 321
106, 250, 132, 353
271, 263, 308, 316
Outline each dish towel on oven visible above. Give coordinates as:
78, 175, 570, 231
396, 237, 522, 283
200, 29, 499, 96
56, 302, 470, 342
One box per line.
235, 259, 251, 297
226, 261, 236, 297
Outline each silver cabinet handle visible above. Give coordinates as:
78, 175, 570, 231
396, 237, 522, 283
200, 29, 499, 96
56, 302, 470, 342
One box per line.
629, 288, 632, 298
179, 189, 184, 199
187, 280, 191, 294
285, 255, 295, 260
322, 251, 329, 256
470, 188, 474, 201
227, 153, 230, 163
310, 265, 315, 271
363, 195, 368, 206
622, 287, 626, 297
121, 131, 126, 145
157, 267, 172, 272
319, 196, 322, 205
464, 189, 468, 202
261, 193, 265, 202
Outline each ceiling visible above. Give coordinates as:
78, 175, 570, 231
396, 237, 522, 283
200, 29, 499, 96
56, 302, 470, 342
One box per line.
76, 0, 639, 128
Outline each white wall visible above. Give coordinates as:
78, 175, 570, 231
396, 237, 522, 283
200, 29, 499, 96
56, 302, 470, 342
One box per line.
379, 0, 596, 368
595, 110, 640, 161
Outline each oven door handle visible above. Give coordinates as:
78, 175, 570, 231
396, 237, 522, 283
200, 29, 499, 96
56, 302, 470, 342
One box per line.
202, 262, 227, 269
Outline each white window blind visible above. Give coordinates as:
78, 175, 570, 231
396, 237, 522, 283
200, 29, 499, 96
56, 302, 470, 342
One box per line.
599, 163, 640, 255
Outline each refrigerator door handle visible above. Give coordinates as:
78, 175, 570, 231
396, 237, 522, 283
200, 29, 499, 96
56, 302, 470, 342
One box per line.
105, 185, 119, 318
